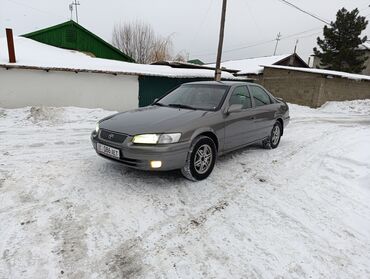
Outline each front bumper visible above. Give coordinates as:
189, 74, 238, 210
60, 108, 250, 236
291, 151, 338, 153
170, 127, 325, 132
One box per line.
91, 130, 190, 171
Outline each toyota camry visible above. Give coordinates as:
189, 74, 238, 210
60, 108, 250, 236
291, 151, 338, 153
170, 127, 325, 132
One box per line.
91, 81, 289, 181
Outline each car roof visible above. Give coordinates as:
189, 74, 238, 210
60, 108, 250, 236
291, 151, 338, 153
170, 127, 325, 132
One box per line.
183, 80, 254, 87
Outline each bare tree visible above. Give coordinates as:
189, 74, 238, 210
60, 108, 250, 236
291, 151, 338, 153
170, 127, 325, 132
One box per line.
112, 21, 154, 64
112, 21, 187, 64
173, 51, 189, 62
150, 36, 173, 63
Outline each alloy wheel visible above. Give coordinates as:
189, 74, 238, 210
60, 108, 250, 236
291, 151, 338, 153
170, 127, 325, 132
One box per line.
193, 144, 213, 174
271, 125, 281, 145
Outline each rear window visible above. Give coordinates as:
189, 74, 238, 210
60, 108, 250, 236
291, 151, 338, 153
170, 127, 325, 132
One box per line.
250, 86, 272, 107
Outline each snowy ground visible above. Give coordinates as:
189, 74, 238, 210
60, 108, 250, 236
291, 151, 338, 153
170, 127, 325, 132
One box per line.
0, 100, 370, 279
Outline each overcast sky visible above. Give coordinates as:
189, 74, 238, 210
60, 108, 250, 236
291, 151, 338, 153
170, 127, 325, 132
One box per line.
1, 0, 370, 63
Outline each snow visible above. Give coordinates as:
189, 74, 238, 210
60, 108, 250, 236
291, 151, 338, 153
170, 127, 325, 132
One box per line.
1, 100, 370, 278
208, 54, 292, 75
265, 65, 370, 81
0, 37, 235, 79
358, 42, 370, 50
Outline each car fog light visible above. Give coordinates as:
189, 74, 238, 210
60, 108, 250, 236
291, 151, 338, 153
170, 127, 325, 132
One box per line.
150, 161, 162, 169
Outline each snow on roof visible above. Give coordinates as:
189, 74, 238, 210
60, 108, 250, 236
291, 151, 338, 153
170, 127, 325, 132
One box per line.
0, 37, 236, 79
264, 65, 370, 81
208, 54, 292, 75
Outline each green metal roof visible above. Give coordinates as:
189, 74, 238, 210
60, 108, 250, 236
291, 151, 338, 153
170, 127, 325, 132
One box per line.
23, 20, 135, 62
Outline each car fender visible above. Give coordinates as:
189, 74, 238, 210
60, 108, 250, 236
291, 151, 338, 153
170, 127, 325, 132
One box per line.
190, 127, 220, 149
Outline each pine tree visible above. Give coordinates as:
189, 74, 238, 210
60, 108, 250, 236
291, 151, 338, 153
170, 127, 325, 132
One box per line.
313, 8, 368, 73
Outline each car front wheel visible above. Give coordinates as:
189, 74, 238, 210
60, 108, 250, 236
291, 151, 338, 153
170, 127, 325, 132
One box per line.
181, 136, 217, 181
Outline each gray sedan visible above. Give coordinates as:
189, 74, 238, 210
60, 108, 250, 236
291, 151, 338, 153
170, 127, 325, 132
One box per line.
91, 81, 289, 181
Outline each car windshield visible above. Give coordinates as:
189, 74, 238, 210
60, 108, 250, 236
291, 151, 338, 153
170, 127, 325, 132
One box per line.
156, 84, 229, 111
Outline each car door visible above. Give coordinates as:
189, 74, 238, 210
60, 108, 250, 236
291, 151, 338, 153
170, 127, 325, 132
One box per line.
224, 86, 259, 151
248, 85, 276, 139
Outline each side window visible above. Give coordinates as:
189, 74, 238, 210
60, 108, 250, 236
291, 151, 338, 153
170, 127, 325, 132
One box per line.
228, 86, 252, 109
250, 86, 272, 107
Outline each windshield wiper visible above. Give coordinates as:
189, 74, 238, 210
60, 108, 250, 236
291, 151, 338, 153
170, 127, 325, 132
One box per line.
168, 103, 196, 110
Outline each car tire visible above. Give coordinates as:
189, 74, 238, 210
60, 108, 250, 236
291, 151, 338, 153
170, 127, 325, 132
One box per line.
181, 136, 217, 181
263, 122, 282, 149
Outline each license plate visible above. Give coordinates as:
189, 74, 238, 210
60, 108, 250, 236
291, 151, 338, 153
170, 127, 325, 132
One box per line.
97, 143, 120, 159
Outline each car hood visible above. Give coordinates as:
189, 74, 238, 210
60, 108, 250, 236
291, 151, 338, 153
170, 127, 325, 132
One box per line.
99, 105, 212, 135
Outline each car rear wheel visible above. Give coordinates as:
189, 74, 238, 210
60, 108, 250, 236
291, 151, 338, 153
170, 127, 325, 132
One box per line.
181, 136, 217, 181
263, 122, 282, 149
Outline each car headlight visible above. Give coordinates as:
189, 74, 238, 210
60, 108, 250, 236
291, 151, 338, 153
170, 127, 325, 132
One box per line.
132, 134, 160, 144
132, 133, 181, 144
95, 123, 100, 133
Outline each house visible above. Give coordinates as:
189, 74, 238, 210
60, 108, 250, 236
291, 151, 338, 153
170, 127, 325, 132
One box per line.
358, 42, 370, 75
311, 41, 370, 75
258, 65, 370, 107
23, 20, 134, 62
0, 37, 236, 110
207, 53, 308, 77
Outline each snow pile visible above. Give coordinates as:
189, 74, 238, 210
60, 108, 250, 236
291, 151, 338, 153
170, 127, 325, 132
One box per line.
319, 99, 370, 115
289, 99, 370, 118
27, 107, 65, 124
0, 37, 236, 79
1, 100, 370, 278
208, 54, 292, 75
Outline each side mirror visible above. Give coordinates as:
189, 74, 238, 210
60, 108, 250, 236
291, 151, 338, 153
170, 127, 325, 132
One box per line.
152, 98, 159, 105
227, 104, 243, 114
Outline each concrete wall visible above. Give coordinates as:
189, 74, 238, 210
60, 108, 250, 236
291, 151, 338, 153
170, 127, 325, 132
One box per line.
0, 68, 139, 111
257, 67, 370, 107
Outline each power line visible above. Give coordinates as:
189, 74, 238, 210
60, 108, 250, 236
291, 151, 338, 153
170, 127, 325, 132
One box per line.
5, 0, 64, 19
237, 0, 262, 33
277, 0, 330, 24
192, 26, 323, 57
189, 0, 213, 47
192, 2, 370, 60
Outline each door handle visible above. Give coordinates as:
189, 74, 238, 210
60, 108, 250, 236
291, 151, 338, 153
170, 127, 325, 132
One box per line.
249, 116, 256, 120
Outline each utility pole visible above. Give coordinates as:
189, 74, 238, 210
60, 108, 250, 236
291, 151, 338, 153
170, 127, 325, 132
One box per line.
215, 0, 227, 81
69, 4, 73, 20
273, 32, 282, 56
293, 39, 299, 54
70, 0, 80, 23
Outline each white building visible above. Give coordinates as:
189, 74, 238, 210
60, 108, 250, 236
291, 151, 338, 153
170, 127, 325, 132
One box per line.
0, 37, 236, 110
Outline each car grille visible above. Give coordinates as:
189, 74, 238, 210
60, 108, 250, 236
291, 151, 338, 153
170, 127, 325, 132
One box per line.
99, 129, 127, 143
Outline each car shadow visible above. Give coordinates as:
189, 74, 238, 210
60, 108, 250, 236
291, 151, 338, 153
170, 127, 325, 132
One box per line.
96, 142, 265, 183
216, 143, 263, 164
106, 161, 184, 183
